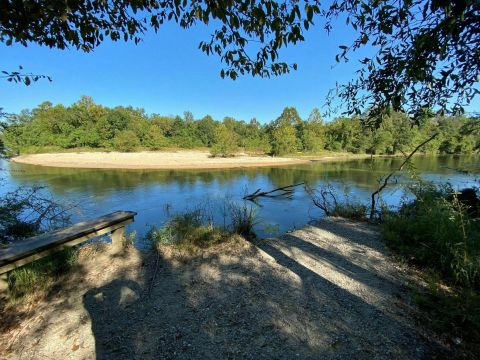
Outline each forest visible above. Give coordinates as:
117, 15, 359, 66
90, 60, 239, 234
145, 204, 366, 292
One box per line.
1, 96, 478, 157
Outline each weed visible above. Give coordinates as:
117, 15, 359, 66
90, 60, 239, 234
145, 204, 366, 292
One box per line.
331, 202, 368, 220
228, 202, 258, 239
123, 231, 137, 248
381, 183, 480, 288
146, 209, 230, 249
7, 247, 78, 299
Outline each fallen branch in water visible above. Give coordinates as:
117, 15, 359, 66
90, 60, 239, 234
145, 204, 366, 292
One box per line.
370, 133, 438, 219
243, 182, 304, 201
305, 183, 338, 216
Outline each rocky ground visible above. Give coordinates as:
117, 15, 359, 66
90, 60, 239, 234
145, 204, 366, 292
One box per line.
0, 218, 448, 359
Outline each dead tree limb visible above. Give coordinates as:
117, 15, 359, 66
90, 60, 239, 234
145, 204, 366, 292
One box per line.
370, 133, 438, 219
243, 183, 304, 201
305, 184, 338, 216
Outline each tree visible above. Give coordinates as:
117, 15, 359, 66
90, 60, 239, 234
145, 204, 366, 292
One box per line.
3, 1, 478, 124
196, 115, 218, 147
113, 130, 140, 152
211, 124, 238, 157
272, 107, 303, 128
301, 108, 325, 152
268, 107, 302, 155
271, 126, 297, 156
324, 0, 479, 124
243, 118, 271, 154
143, 125, 169, 150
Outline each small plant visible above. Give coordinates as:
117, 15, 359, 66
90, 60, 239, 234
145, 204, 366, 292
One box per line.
147, 225, 176, 246
7, 247, 78, 299
123, 231, 137, 248
331, 202, 368, 220
147, 208, 230, 249
228, 201, 258, 239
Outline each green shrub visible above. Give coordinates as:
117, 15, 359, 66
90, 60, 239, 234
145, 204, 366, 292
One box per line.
123, 231, 137, 248
147, 210, 229, 248
210, 124, 238, 157
382, 183, 480, 288
331, 202, 368, 220
146, 225, 176, 246
113, 130, 140, 152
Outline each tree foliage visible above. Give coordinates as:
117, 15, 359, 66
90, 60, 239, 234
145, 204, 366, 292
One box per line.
2, 1, 477, 122
325, 0, 480, 125
0, 99, 478, 157
210, 124, 238, 157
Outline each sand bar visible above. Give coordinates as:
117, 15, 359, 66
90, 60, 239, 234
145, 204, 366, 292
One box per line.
11, 151, 314, 169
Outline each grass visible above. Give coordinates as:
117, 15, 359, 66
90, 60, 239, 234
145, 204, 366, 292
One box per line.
147, 210, 230, 250
381, 183, 480, 287
380, 182, 480, 356
228, 202, 258, 239
331, 202, 368, 221
411, 271, 480, 357
7, 247, 78, 300
123, 231, 137, 248
147, 202, 258, 251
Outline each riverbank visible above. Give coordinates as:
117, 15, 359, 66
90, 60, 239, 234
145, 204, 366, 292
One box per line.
11, 150, 372, 170
0, 218, 448, 358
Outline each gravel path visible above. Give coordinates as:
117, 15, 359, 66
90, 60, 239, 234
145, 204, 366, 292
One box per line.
0, 218, 447, 359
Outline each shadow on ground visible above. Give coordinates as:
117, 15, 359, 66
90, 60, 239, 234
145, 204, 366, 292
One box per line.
2, 219, 448, 359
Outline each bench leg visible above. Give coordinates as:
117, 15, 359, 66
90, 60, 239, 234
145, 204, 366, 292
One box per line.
0, 273, 8, 297
111, 227, 125, 251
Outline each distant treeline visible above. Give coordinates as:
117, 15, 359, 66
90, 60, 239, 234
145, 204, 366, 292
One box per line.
2, 96, 479, 156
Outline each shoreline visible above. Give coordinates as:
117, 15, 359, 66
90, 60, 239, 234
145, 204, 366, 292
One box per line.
10, 150, 373, 170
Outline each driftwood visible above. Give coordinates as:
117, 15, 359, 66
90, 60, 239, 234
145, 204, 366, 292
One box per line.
370, 133, 438, 219
243, 183, 304, 201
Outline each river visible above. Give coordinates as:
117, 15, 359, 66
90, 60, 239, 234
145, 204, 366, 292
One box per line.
2, 155, 478, 244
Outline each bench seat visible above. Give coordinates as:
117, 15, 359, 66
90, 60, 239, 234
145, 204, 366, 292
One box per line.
0, 210, 136, 276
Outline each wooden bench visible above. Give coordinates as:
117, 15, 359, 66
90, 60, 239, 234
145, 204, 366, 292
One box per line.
0, 211, 137, 293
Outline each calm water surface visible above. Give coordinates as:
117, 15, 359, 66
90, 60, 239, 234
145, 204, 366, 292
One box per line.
2, 155, 478, 244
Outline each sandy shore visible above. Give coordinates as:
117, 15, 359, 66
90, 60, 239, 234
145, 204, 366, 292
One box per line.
11, 150, 314, 169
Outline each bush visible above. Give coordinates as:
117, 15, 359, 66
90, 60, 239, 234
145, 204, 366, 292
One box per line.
147, 209, 229, 248
381, 183, 480, 288
113, 130, 140, 152
331, 203, 368, 220
210, 124, 238, 157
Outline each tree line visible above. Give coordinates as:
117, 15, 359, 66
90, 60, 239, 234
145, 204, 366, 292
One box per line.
1, 96, 478, 157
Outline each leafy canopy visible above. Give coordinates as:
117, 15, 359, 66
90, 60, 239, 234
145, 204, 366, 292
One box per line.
1, 0, 479, 122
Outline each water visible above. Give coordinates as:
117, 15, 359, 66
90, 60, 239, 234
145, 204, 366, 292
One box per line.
2, 155, 478, 243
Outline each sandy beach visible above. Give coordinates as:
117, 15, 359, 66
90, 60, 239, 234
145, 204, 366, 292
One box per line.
11, 150, 314, 169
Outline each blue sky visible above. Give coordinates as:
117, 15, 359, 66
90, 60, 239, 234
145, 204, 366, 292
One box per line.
2, 21, 479, 124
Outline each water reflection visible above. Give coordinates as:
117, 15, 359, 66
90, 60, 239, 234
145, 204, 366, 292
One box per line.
3, 155, 478, 241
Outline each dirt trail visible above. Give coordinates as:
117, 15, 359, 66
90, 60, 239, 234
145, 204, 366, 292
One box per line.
0, 218, 446, 359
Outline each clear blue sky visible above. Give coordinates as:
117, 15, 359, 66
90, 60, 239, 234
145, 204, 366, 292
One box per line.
2, 21, 479, 124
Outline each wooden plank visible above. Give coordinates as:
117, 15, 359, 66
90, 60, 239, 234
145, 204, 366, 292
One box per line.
0, 273, 7, 293
0, 219, 133, 274
0, 211, 136, 269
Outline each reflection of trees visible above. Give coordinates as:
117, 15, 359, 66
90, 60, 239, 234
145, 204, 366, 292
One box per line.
8, 156, 478, 198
